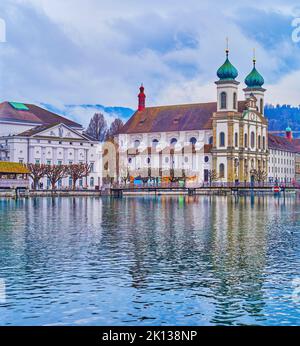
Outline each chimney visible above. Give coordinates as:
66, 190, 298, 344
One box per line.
138, 84, 146, 111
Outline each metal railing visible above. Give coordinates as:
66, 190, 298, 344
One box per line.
0, 179, 29, 188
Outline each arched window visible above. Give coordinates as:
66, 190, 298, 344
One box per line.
204, 156, 209, 163
170, 138, 177, 146
219, 132, 225, 147
260, 99, 264, 114
234, 132, 238, 147
152, 139, 159, 148
90, 177, 94, 187
244, 133, 248, 147
220, 92, 227, 109
258, 135, 261, 149
190, 137, 197, 145
263, 136, 266, 150
233, 92, 237, 110
134, 140, 140, 148
250, 131, 255, 148
219, 163, 225, 178
209, 136, 213, 145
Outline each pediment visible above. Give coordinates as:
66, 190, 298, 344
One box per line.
33, 123, 87, 140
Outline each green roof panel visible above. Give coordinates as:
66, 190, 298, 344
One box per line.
9, 102, 29, 111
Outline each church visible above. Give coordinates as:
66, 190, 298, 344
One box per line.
117, 48, 274, 184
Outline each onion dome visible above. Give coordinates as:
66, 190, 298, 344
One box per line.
217, 49, 238, 81
245, 58, 264, 88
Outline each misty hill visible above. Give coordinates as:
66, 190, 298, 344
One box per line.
265, 104, 300, 133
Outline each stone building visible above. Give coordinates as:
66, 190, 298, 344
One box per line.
0, 101, 102, 189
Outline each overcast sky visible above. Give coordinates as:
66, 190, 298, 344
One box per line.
1, 0, 300, 119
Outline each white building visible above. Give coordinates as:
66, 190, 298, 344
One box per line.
268, 133, 296, 183
0, 101, 102, 189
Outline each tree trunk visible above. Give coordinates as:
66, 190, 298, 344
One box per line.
34, 178, 39, 190
72, 178, 77, 191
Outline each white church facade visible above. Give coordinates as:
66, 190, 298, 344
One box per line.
117, 49, 298, 185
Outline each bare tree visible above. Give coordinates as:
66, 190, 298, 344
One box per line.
250, 169, 267, 183
86, 113, 108, 142
45, 165, 68, 190
67, 163, 91, 190
208, 169, 219, 186
105, 118, 124, 141
27, 164, 48, 190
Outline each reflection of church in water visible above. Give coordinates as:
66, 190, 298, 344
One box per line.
117, 46, 296, 184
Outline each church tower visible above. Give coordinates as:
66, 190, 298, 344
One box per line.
244, 50, 266, 115
215, 40, 239, 112
138, 84, 146, 111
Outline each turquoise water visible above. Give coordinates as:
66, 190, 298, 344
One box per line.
0, 195, 300, 326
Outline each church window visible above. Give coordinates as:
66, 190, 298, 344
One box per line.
220, 92, 227, 109
250, 132, 255, 148
90, 177, 94, 187
244, 133, 248, 147
233, 92, 237, 109
204, 156, 209, 163
219, 163, 225, 178
260, 99, 264, 114
152, 139, 159, 148
234, 132, 238, 147
134, 140, 140, 148
170, 138, 177, 146
209, 136, 213, 145
128, 158, 132, 164
262, 136, 266, 150
147, 157, 151, 164
258, 135, 261, 149
190, 137, 197, 145
219, 132, 225, 147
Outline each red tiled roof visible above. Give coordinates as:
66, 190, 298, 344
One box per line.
0, 102, 82, 128
120, 101, 246, 134
292, 138, 300, 151
268, 134, 298, 152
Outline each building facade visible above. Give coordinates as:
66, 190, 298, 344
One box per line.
117, 49, 272, 184
0, 102, 102, 189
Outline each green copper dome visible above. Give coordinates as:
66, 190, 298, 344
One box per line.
245, 60, 264, 88
286, 126, 292, 132
217, 50, 238, 81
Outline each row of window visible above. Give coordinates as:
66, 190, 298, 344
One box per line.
270, 150, 294, 157
35, 159, 95, 172
269, 157, 294, 165
128, 156, 210, 164
219, 131, 266, 149
45, 177, 95, 188
269, 167, 294, 174
34, 139, 94, 147
133, 137, 214, 149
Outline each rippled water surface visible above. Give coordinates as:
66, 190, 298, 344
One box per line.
0, 195, 300, 325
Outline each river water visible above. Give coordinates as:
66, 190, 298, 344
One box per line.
0, 195, 300, 325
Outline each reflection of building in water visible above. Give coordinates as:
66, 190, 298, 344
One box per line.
206, 197, 269, 322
